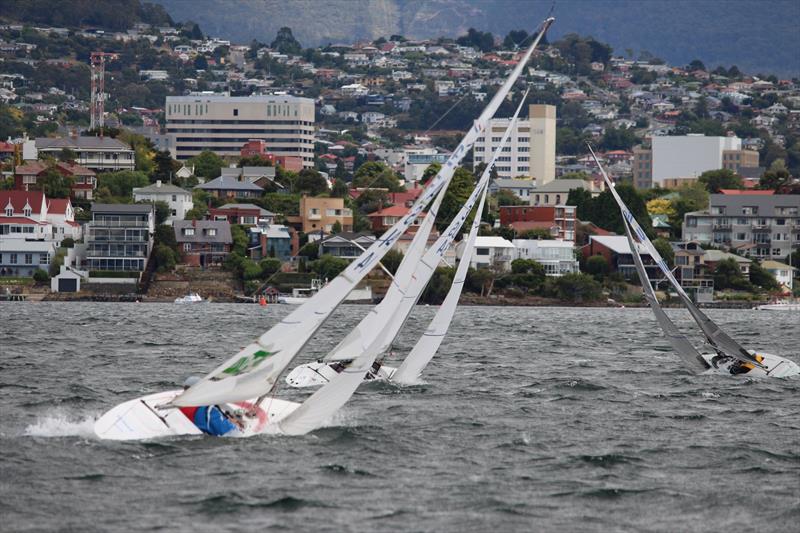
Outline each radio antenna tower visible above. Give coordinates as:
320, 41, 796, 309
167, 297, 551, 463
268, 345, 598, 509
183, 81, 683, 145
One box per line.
90, 52, 118, 134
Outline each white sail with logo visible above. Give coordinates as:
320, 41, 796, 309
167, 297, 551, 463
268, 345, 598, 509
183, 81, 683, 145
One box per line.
172, 17, 555, 407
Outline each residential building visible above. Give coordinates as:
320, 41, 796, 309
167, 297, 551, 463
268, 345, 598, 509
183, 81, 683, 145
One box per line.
165, 93, 315, 167
403, 148, 448, 183
682, 190, 800, 261
0, 238, 56, 277
456, 236, 515, 272
512, 239, 579, 276
633, 135, 759, 189
220, 166, 278, 185
531, 179, 599, 207
35, 136, 135, 172
240, 140, 304, 171
132, 180, 193, 225
703, 249, 752, 275
366, 205, 425, 233
672, 241, 714, 302
760, 260, 795, 292
174, 219, 232, 267
0, 191, 80, 245
319, 232, 376, 259
194, 176, 263, 199
209, 203, 275, 226
489, 178, 536, 201
586, 235, 660, 283
85, 203, 155, 272
248, 222, 296, 261
288, 196, 353, 234
499, 205, 576, 241
14, 161, 97, 199
473, 104, 556, 184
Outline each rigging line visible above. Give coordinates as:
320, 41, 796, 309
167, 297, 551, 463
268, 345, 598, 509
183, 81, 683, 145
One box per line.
422, 93, 470, 137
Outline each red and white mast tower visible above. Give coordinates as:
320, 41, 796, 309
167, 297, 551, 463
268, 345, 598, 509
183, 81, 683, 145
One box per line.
89, 52, 118, 133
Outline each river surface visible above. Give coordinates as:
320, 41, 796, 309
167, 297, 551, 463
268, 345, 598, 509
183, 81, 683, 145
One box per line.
0, 303, 798, 532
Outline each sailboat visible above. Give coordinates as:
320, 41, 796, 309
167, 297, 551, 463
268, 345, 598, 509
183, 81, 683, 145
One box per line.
93, 17, 556, 440
284, 88, 528, 388
588, 146, 799, 378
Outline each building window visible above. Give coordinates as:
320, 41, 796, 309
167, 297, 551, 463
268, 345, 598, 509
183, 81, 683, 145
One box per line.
172, 195, 177, 202
233, 109, 239, 116
24, 253, 33, 264
206, 228, 216, 236
184, 243, 192, 252
5, 207, 12, 216
10, 253, 17, 264
476, 248, 489, 256
184, 228, 195, 236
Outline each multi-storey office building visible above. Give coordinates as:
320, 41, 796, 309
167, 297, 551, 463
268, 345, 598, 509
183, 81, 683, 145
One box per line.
85, 203, 155, 272
683, 190, 800, 260
165, 93, 315, 167
473, 104, 555, 185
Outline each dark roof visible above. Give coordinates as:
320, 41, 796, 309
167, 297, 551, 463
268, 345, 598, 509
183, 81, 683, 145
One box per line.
320, 231, 375, 244
91, 203, 154, 214
36, 136, 132, 151
174, 220, 232, 244
195, 176, 264, 191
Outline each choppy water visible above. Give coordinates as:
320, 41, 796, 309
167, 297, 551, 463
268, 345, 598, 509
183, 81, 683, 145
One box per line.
0, 303, 798, 532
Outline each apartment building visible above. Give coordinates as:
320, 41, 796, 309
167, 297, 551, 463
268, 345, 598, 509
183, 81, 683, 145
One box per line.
512, 239, 579, 276
682, 190, 800, 261
165, 93, 315, 167
473, 104, 555, 185
287, 196, 353, 235
35, 136, 135, 172
85, 203, 155, 272
633, 135, 759, 189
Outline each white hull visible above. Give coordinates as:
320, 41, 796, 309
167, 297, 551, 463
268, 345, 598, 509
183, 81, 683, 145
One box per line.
94, 390, 300, 441
285, 361, 397, 388
754, 303, 800, 311
700, 352, 800, 378
174, 293, 203, 304
277, 296, 308, 305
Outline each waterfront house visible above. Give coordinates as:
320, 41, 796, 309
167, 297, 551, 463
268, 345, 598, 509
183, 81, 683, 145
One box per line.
174, 219, 232, 267
318, 232, 376, 260
85, 203, 154, 273
456, 236, 515, 272
132, 180, 193, 225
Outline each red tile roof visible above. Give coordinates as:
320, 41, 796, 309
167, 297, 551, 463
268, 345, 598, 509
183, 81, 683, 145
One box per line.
47, 198, 71, 214
0, 190, 46, 214
0, 216, 47, 225
719, 189, 774, 195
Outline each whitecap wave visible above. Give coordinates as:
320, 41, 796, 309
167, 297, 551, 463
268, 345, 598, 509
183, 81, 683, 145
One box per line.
24, 412, 98, 438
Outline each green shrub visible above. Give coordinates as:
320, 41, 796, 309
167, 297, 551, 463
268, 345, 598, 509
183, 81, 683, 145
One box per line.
33, 269, 49, 283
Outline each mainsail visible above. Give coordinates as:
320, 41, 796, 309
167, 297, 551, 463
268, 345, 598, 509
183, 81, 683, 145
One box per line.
173, 17, 556, 407
322, 88, 530, 364
391, 176, 489, 384
587, 146, 762, 368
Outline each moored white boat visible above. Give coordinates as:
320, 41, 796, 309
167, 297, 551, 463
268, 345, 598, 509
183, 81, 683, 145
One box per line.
754, 301, 800, 311
174, 292, 203, 304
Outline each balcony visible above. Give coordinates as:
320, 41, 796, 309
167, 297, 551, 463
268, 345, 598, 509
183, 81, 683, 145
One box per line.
307, 213, 321, 221
751, 224, 770, 232
712, 224, 731, 231
90, 219, 150, 228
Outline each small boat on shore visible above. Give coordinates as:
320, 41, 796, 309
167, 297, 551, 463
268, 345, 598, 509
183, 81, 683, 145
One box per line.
174, 292, 203, 304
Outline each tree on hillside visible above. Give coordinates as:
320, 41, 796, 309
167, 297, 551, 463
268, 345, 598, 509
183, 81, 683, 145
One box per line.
599, 127, 637, 151
585, 255, 609, 281
437, 167, 475, 232
271, 27, 302, 55
749, 261, 780, 292
293, 168, 328, 196
503, 29, 529, 49
352, 162, 403, 192
575, 184, 653, 237
96, 170, 149, 198
759, 159, 792, 192
188, 150, 224, 180
713, 258, 753, 291
670, 183, 709, 230
456, 28, 495, 52
152, 150, 180, 183
494, 189, 525, 206
698, 168, 742, 193
421, 162, 441, 184
37, 168, 73, 198
354, 189, 390, 214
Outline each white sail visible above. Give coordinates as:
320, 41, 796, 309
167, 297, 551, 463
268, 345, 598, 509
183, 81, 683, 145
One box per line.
392, 182, 489, 384
171, 17, 555, 408
321, 180, 448, 362
276, 89, 534, 435
587, 145, 763, 368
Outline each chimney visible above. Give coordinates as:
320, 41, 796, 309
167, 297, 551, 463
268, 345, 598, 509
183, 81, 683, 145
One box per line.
156, 179, 162, 187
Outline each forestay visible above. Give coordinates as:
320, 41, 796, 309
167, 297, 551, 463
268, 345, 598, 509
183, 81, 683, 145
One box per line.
276, 90, 533, 435
588, 145, 762, 368
171, 17, 555, 408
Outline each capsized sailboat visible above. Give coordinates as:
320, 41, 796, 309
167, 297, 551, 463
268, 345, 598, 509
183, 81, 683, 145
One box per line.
93, 17, 556, 440
588, 146, 799, 378
284, 89, 528, 388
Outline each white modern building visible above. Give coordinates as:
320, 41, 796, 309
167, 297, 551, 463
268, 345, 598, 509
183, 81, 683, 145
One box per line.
473, 104, 556, 185
633, 134, 759, 188
165, 93, 315, 167
132, 180, 193, 225
404, 148, 449, 183
456, 236, 515, 272
512, 239, 579, 276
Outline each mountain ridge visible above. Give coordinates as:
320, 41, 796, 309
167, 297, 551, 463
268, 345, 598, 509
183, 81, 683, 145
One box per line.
154, 0, 799, 76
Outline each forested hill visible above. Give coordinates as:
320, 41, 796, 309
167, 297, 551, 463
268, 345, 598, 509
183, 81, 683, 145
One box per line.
154, 0, 799, 76
0, 0, 174, 31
